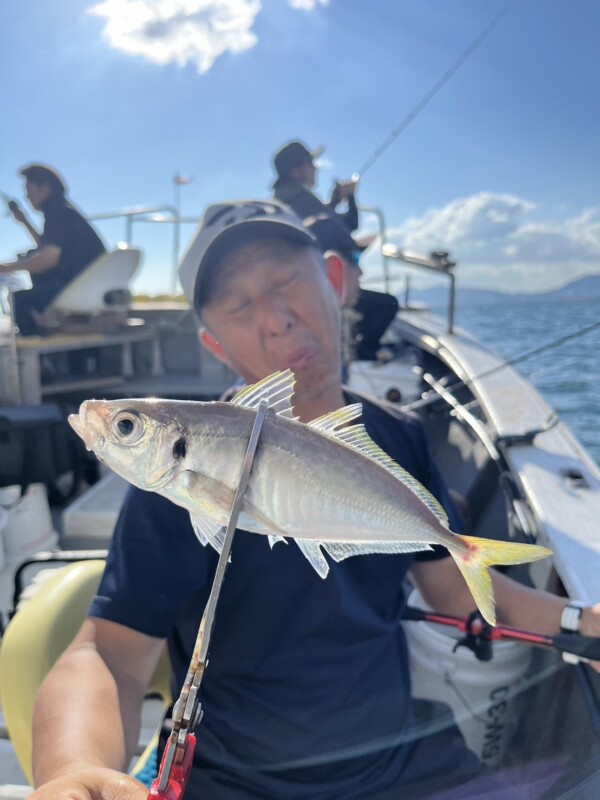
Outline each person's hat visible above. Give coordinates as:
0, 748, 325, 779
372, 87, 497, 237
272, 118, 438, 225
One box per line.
179, 199, 317, 310
303, 214, 367, 264
273, 140, 325, 179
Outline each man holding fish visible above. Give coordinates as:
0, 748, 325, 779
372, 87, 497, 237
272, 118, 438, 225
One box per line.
30, 200, 600, 800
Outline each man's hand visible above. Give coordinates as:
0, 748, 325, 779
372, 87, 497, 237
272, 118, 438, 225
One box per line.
8, 200, 27, 225
330, 180, 356, 206
29, 766, 147, 800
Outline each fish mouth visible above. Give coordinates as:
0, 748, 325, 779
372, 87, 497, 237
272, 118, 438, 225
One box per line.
68, 412, 84, 438
68, 405, 96, 451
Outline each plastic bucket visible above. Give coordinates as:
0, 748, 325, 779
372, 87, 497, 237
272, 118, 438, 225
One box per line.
405, 589, 531, 767
0, 483, 58, 563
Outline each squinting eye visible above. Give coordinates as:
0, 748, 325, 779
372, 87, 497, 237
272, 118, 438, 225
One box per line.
277, 273, 297, 288
111, 411, 144, 443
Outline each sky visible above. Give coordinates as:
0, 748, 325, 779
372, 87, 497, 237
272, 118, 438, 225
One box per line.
1, 0, 599, 296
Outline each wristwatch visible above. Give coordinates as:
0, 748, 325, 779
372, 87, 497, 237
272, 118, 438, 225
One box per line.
560, 600, 586, 634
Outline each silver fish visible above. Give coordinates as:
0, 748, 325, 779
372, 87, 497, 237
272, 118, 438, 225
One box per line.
68, 370, 552, 625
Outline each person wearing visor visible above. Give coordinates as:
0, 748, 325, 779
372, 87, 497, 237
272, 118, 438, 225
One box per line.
272, 139, 359, 232
305, 214, 399, 362
29, 200, 600, 800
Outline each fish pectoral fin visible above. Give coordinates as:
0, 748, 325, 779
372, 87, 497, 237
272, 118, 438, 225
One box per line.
230, 370, 298, 420
239, 495, 288, 536
190, 513, 226, 553
294, 538, 330, 578
323, 540, 433, 562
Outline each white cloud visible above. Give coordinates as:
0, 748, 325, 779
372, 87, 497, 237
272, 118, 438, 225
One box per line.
380, 192, 600, 291
288, 0, 329, 9
88, 0, 262, 74
88, 0, 329, 73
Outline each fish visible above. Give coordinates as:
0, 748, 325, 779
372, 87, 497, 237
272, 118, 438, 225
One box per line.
68, 369, 552, 625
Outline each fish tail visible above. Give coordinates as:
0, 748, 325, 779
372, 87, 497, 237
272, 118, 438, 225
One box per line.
449, 535, 553, 626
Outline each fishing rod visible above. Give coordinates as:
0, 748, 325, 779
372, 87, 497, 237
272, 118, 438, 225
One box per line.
354, 10, 507, 181
402, 604, 600, 733
404, 319, 600, 413
402, 605, 600, 665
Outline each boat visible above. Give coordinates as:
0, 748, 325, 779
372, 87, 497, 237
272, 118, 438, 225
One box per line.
0, 204, 599, 798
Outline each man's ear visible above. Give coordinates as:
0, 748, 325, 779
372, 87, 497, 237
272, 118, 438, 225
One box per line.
199, 329, 231, 367
324, 251, 345, 301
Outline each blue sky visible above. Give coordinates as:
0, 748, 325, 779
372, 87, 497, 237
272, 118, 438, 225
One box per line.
1, 0, 599, 295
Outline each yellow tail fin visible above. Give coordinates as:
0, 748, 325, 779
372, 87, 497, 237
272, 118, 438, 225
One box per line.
449, 535, 553, 626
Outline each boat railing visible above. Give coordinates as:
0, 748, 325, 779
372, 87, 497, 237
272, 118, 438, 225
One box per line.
88, 205, 201, 295
90, 203, 457, 332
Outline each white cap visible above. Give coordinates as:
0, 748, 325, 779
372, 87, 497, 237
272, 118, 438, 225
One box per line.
178, 199, 316, 309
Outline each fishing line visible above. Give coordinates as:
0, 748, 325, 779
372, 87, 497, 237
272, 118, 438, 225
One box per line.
404, 319, 600, 412
355, 9, 508, 180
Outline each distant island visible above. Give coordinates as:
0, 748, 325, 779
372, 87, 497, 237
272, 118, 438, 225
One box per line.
406, 273, 600, 307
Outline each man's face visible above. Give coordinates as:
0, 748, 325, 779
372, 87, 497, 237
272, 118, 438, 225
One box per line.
25, 180, 52, 211
200, 238, 343, 406
296, 160, 317, 189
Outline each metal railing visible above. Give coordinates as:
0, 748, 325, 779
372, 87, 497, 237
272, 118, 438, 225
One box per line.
357, 205, 457, 334
89, 203, 458, 332
89, 205, 201, 295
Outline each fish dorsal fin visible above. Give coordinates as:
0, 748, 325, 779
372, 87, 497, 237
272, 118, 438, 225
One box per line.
308, 403, 363, 434
231, 370, 298, 420
310, 407, 449, 528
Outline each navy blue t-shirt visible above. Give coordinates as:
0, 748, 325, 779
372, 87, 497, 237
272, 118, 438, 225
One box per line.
35, 195, 106, 305
90, 395, 463, 799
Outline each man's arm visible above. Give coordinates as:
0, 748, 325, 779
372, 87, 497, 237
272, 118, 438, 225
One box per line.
411, 556, 600, 640
30, 616, 164, 800
9, 201, 43, 246
0, 245, 61, 275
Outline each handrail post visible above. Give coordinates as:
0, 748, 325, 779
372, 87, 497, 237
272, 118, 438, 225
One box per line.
357, 204, 391, 293
448, 271, 456, 334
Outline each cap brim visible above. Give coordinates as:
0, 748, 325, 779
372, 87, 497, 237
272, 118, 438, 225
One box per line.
195, 219, 316, 308
310, 145, 326, 160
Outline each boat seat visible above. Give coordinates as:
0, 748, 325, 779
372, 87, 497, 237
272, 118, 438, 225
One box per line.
38, 247, 142, 331
0, 559, 171, 785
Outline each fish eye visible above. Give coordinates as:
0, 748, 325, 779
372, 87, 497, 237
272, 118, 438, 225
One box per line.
111, 411, 144, 443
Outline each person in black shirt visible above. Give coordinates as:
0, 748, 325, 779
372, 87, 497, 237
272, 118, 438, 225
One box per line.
306, 214, 399, 362
272, 140, 359, 232
0, 163, 106, 335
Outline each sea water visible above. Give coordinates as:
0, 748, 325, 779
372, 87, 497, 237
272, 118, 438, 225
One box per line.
452, 298, 600, 467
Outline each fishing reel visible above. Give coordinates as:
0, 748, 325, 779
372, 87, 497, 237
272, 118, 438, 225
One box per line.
452, 610, 494, 661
